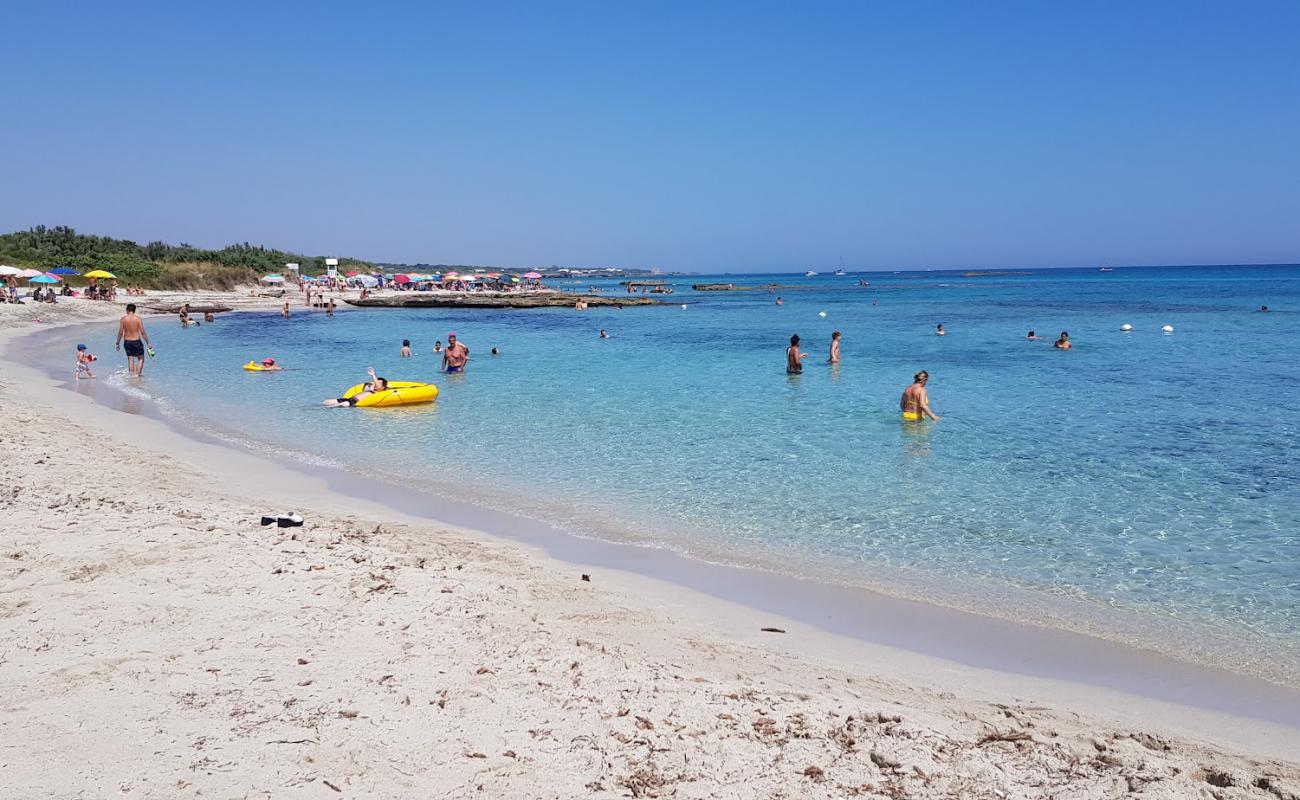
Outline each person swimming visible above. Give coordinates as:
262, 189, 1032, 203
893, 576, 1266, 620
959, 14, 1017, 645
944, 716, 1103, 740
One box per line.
400, 339, 412, 357
258, 357, 283, 371
1054, 331, 1072, 349
599, 329, 609, 339
322, 367, 387, 407
900, 370, 939, 421
936, 322, 945, 336
1027, 330, 1039, 340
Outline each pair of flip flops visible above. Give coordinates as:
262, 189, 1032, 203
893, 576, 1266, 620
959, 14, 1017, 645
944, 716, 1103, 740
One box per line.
261, 513, 304, 528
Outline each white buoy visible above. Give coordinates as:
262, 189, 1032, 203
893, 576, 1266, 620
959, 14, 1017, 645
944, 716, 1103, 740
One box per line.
1162, 324, 1174, 333
818, 311, 827, 317
681, 304, 687, 309
1120, 324, 1133, 332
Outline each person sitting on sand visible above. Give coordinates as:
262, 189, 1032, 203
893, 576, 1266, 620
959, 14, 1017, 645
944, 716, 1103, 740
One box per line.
1054, 331, 1072, 350
786, 334, 807, 374
323, 367, 387, 407
901, 370, 940, 421
401, 339, 412, 357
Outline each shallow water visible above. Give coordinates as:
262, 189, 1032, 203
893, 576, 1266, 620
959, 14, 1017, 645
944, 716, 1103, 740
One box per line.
54, 265, 1300, 674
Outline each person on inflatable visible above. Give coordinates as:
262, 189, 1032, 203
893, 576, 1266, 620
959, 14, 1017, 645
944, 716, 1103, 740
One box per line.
259, 358, 283, 371
323, 367, 387, 407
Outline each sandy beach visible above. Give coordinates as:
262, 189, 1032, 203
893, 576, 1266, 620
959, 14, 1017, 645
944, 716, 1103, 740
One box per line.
2, 296, 1299, 799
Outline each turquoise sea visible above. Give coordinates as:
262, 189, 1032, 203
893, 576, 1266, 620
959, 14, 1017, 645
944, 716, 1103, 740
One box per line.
48, 265, 1300, 679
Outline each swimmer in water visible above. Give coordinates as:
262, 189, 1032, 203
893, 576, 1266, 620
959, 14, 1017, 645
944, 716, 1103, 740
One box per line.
936, 323, 945, 336
1027, 330, 1039, 340
775, 296, 783, 306
1259, 305, 1270, 312
442, 332, 469, 372
256, 357, 283, 371
900, 370, 939, 421
400, 339, 412, 357
323, 367, 387, 407
433, 341, 443, 353
1054, 331, 1072, 350
599, 329, 609, 339
829, 331, 841, 364
490, 347, 499, 356
786, 334, 808, 374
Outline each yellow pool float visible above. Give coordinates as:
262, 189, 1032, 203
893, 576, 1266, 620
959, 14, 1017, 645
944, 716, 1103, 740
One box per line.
244, 360, 276, 371
341, 381, 439, 407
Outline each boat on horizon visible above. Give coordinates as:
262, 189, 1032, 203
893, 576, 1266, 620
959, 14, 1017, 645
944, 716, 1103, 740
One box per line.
1099, 267, 1114, 272
804, 270, 818, 277
833, 268, 846, 276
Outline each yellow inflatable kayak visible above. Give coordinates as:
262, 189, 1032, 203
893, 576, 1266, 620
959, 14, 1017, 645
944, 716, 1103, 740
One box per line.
244, 361, 275, 371
341, 381, 439, 407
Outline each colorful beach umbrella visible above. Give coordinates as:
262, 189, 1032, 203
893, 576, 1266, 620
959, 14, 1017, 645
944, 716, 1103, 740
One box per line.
345, 271, 358, 277
19, 268, 44, 278
49, 267, 79, 275
29, 274, 58, 283
84, 269, 117, 279
524, 271, 542, 279
261, 274, 285, 283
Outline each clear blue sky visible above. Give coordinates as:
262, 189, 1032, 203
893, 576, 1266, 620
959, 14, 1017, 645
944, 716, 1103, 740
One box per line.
2, 1, 1298, 272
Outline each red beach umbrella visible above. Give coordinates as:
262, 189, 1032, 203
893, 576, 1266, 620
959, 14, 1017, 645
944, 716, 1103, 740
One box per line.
393, 274, 411, 284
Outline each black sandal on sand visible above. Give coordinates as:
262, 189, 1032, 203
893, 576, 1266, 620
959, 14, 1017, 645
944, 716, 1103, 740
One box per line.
261, 513, 304, 528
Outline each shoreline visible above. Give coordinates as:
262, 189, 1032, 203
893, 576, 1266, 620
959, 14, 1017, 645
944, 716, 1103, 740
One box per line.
3, 298, 1300, 796
15, 312, 1300, 695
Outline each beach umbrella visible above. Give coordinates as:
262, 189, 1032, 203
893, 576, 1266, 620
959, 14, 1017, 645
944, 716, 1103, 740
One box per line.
393, 274, 411, 285
29, 274, 58, 283
524, 271, 542, 279
49, 266, 79, 275
261, 274, 285, 283
84, 269, 117, 279
444, 272, 460, 279
345, 271, 358, 277
510, 277, 520, 283
19, 268, 44, 278
0, 265, 21, 276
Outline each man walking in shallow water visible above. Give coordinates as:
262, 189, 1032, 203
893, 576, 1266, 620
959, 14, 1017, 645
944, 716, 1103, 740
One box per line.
115, 303, 152, 377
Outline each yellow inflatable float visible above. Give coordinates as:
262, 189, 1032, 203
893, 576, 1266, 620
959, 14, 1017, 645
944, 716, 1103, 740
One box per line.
244, 359, 280, 371
340, 380, 439, 407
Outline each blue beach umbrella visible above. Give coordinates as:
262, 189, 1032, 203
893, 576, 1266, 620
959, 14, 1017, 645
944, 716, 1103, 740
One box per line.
29, 274, 59, 283
49, 267, 79, 275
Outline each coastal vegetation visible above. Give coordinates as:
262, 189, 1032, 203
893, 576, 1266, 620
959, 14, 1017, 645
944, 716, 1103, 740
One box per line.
0, 225, 375, 288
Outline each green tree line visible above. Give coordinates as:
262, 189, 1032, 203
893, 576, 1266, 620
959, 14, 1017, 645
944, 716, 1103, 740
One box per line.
0, 225, 375, 284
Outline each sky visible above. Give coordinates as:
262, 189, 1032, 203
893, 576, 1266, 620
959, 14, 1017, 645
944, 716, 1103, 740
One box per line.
2, 1, 1298, 272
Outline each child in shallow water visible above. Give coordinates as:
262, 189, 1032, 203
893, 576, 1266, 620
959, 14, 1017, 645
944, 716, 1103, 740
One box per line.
75, 343, 95, 380
400, 339, 412, 357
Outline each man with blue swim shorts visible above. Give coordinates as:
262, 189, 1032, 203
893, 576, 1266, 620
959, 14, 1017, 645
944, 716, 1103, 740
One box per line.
442, 331, 469, 373
115, 303, 152, 377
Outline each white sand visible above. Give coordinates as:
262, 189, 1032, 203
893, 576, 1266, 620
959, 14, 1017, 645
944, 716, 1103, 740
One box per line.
2, 299, 1298, 799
